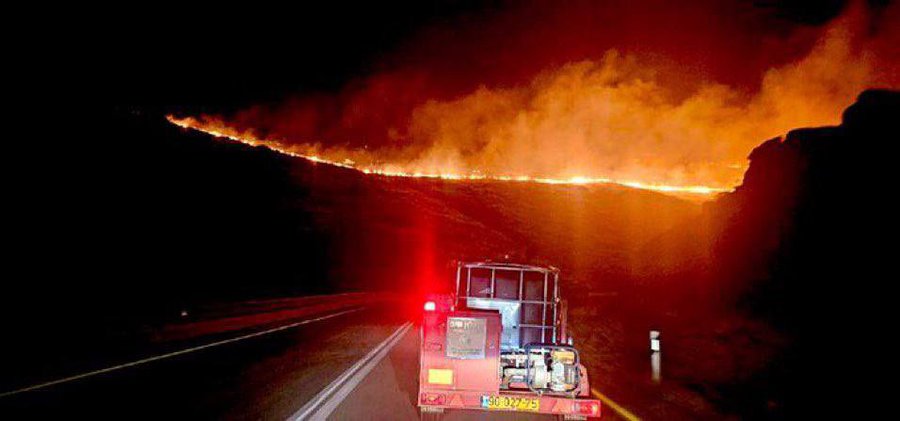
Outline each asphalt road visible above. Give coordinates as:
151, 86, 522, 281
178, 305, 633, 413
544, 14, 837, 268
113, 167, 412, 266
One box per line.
1, 304, 407, 420
1, 301, 628, 420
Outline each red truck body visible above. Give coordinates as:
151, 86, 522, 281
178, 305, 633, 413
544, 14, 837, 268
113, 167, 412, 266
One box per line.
418, 262, 601, 419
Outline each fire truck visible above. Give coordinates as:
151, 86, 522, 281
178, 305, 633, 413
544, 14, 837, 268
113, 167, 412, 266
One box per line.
419, 262, 602, 419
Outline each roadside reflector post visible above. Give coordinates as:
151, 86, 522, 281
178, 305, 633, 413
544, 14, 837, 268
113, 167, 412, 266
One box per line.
649, 330, 661, 352
650, 330, 661, 383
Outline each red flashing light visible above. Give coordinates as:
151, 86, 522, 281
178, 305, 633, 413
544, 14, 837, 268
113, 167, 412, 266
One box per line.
424, 301, 436, 312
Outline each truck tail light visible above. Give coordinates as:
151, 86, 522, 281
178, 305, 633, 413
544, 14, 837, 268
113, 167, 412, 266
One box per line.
420, 392, 446, 405
424, 301, 436, 312
575, 401, 601, 416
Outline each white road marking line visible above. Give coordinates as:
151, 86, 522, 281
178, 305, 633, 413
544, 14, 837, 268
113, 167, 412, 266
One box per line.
0, 307, 365, 399
289, 321, 413, 421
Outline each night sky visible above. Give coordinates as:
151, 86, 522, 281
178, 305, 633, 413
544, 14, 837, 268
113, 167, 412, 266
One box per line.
62, 1, 878, 112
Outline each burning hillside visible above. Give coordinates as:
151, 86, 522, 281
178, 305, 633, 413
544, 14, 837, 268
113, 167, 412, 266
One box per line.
167, 1, 897, 196
166, 114, 728, 195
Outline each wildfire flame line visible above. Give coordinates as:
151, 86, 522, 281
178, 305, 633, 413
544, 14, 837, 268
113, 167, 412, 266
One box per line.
166, 115, 730, 196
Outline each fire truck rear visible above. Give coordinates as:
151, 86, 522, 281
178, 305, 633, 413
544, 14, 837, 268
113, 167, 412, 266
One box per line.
419, 262, 602, 419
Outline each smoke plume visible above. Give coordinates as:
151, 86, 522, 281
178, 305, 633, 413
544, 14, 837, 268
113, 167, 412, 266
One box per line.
171, 1, 898, 192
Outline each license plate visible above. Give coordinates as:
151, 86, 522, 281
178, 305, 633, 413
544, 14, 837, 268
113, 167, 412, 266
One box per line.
481, 395, 540, 412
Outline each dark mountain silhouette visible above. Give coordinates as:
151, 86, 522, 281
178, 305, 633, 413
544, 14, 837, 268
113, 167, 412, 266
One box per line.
635, 89, 899, 418
720, 89, 898, 418
719, 89, 898, 325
